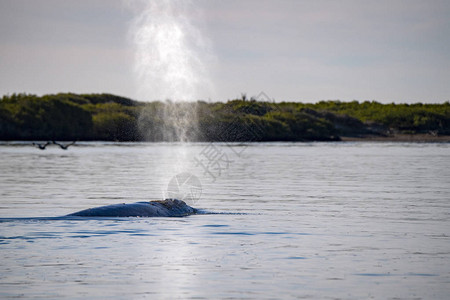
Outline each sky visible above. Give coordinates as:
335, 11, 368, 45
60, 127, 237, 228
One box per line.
0, 0, 449, 103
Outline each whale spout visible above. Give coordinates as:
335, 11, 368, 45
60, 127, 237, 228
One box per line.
67, 199, 197, 217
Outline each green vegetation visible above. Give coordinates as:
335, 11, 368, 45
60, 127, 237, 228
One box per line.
1, 93, 449, 141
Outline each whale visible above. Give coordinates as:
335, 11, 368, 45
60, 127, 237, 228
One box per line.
67, 199, 197, 217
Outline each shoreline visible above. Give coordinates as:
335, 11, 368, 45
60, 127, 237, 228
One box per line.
340, 134, 450, 142
1, 134, 450, 144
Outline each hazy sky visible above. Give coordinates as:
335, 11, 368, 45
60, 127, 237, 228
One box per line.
1, 0, 449, 103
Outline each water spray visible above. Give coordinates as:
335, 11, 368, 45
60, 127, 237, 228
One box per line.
127, 0, 215, 203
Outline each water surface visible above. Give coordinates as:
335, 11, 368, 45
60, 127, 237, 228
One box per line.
1, 142, 449, 299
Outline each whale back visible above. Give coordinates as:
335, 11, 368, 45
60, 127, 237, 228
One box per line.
67, 199, 196, 217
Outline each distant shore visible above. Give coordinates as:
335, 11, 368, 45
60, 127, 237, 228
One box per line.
1, 93, 449, 142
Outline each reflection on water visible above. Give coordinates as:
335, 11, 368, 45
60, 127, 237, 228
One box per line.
0, 142, 449, 299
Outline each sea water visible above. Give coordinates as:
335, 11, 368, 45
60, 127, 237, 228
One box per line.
0, 142, 449, 299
